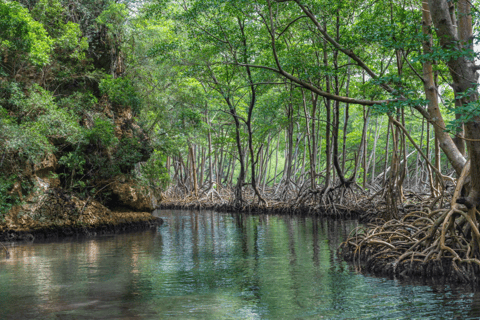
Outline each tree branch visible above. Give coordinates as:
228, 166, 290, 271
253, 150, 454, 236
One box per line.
237, 62, 398, 106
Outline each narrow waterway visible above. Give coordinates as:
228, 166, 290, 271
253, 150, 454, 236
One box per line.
0, 210, 479, 319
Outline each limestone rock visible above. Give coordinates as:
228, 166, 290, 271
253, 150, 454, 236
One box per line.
34, 153, 60, 188
34, 153, 57, 173
110, 181, 157, 212
2, 186, 155, 232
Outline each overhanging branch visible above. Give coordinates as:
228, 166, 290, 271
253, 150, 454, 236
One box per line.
237, 62, 398, 106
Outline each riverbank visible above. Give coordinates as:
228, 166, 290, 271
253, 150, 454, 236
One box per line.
0, 211, 163, 242
0, 187, 163, 243
158, 185, 429, 221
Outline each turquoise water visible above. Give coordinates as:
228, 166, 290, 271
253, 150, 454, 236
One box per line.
0, 210, 479, 319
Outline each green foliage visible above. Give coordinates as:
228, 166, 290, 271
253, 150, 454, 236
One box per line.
57, 117, 153, 195
113, 137, 144, 173
58, 152, 86, 176
413, 45, 476, 64
178, 107, 203, 129
99, 75, 141, 111
445, 87, 480, 133
57, 117, 117, 193
58, 92, 98, 114
0, 175, 22, 220
96, 2, 128, 30
0, 0, 53, 66
1, 122, 52, 163
137, 150, 170, 189
0, 87, 56, 162
31, 0, 65, 36
371, 97, 429, 115
31, 0, 89, 60
86, 117, 118, 147
2, 83, 83, 154
95, 2, 128, 54
56, 22, 89, 59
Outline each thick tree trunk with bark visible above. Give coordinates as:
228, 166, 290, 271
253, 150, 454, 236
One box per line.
421, 0, 466, 180
428, 0, 480, 207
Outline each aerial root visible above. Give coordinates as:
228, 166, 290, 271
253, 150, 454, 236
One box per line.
341, 205, 480, 280
340, 162, 480, 283
158, 182, 371, 218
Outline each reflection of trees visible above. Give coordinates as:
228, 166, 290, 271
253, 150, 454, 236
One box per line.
149, 211, 375, 318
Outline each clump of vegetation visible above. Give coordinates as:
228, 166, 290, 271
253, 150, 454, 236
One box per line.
0, 0, 167, 220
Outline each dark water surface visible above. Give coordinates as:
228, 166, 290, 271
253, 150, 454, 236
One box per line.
1, 210, 480, 319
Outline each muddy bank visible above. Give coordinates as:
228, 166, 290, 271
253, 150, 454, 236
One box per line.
1, 187, 163, 243
0, 213, 163, 242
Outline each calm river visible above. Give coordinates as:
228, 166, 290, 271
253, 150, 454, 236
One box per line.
0, 210, 479, 319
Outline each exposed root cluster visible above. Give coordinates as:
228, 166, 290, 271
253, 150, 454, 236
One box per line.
159, 184, 369, 217
340, 162, 480, 283
340, 206, 480, 283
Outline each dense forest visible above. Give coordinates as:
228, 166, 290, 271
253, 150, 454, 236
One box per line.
1, 0, 480, 281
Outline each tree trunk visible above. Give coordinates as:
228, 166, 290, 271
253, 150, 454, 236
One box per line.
189, 144, 198, 197
362, 108, 368, 189
429, 0, 480, 207
369, 117, 379, 185
342, 62, 351, 172
423, 0, 467, 176
166, 156, 171, 180
285, 100, 295, 186
207, 112, 214, 188
382, 119, 391, 187
199, 147, 205, 188
229, 152, 236, 187
302, 89, 317, 189
274, 135, 280, 186
452, 0, 471, 156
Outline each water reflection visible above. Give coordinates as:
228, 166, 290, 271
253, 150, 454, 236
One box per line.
0, 210, 478, 319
